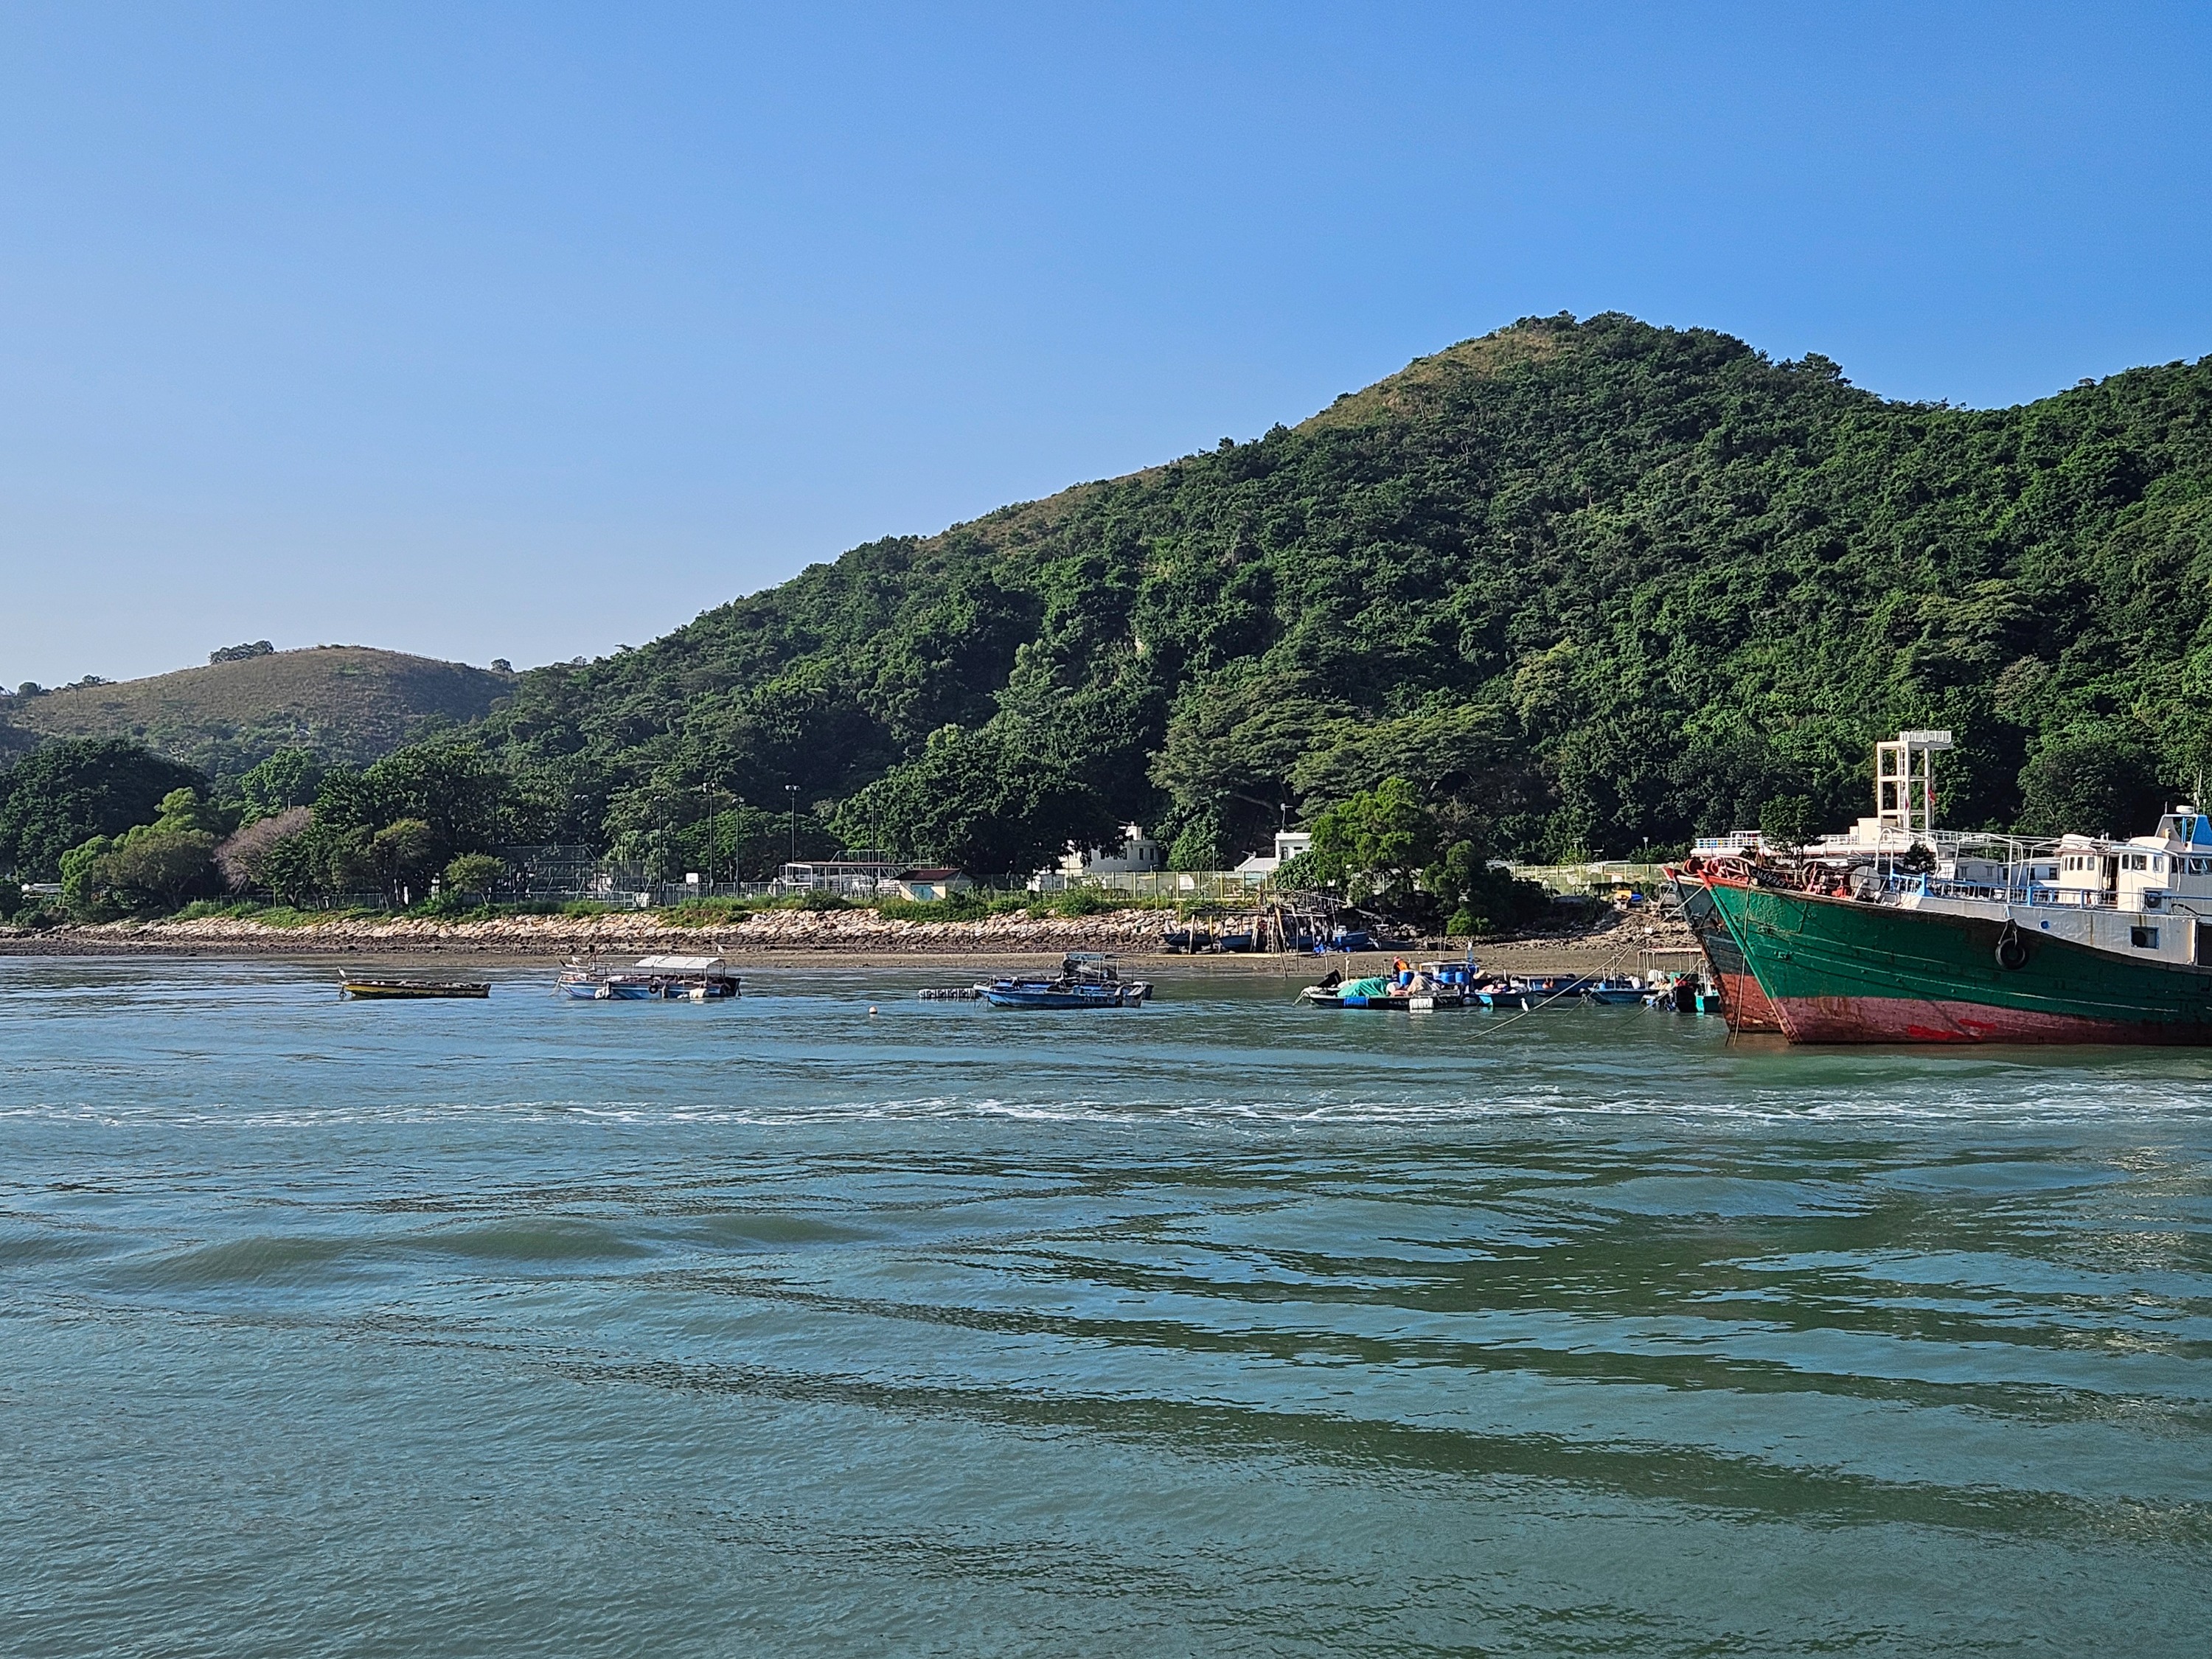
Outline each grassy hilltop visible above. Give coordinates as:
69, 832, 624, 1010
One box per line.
0, 647, 512, 784
481, 311, 2212, 863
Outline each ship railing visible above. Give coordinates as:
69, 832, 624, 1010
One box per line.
2029, 886, 2118, 910
1880, 872, 2118, 909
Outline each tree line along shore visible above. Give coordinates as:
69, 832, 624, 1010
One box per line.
0, 733, 1556, 942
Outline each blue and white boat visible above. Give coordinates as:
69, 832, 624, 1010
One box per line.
983, 953, 1150, 1009
557, 954, 741, 1001
1581, 976, 1649, 1005
1302, 956, 1481, 1009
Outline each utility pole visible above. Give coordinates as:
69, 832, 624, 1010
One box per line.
785, 783, 799, 874
700, 782, 726, 888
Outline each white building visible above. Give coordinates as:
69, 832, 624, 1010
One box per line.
1235, 831, 1313, 879
1057, 824, 1164, 877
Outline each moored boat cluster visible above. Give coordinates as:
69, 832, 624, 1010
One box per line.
1295, 958, 1708, 1013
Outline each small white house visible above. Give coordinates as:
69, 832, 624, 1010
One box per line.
1235, 831, 1314, 878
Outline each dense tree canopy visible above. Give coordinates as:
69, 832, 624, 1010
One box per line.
1286, 776, 1548, 935
54, 785, 226, 916
236, 748, 323, 822
0, 739, 206, 880
232, 740, 509, 902
827, 723, 1119, 877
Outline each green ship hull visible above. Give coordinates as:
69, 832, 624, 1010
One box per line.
1700, 876, 2212, 1044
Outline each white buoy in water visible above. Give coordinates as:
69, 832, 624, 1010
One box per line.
868, 1006, 878, 1016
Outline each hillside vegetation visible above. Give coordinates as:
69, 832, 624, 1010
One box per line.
14, 310, 2208, 894
475, 311, 2212, 867
0, 647, 512, 783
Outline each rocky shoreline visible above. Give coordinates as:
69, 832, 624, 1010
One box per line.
0, 903, 1697, 972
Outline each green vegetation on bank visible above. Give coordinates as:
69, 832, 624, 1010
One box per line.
0, 731, 1187, 924
0, 740, 205, 883
1281, 778, 1550, 936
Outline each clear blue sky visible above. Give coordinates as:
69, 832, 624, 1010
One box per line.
4, 2, 2208, 686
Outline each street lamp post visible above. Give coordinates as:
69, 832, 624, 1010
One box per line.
785, 784, 799, 876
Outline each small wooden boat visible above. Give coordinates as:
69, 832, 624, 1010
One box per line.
1303, 973, 1449, 1009
341, 978, 490, 1000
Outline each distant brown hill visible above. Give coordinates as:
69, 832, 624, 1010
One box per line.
0, 646, 512, 782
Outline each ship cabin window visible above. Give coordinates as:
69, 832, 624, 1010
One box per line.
2124, 854, 2149, 871
2193, 857, 2212, 875
2132, 925, 2161, 950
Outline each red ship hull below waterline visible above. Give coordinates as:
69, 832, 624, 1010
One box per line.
1770, 994, 2209, 1046
1716, 970, 1781, 1035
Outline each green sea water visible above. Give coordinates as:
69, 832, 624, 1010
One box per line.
4, 956, 2210, 1656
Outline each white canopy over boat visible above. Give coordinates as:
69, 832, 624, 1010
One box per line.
631, 955, 727, 972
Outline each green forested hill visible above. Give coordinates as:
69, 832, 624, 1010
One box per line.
484, 313, 2212, 869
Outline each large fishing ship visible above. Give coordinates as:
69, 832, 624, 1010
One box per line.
1673, 730, 2212, 1044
